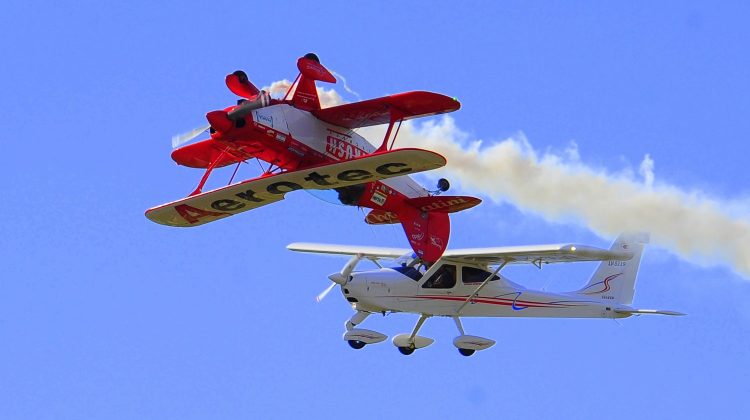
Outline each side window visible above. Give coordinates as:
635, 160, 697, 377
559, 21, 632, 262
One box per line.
462, 266, 500, 284
422, 264, 457, 289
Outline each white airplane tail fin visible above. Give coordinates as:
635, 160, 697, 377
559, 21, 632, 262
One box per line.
575, 232, 649, 305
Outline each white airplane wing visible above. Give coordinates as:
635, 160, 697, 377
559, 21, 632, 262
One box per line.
288, 242, 632, 265
287, 242, 412, 259
441, 243, 633, 266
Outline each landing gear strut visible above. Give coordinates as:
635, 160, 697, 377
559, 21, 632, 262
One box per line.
393, 314, 433, 356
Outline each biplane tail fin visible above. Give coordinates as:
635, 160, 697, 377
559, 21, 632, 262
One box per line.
397, 206, 450, 264
290, 53, 336, 111
391, 195, 481, 263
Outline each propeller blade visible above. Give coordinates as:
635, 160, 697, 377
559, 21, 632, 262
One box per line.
315, 282, 338, 303
171, 124, 210, 149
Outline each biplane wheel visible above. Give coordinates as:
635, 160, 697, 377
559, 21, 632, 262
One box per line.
347, 340, 366, 350
458, 348, 475, 357
397, 346, 415, 355
233, 70, 249, 84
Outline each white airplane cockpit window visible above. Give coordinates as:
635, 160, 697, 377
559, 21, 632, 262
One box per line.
462, 266, 500, 284
391, 253, 425, 281
422, 264, 457, 289
392, 266, 423, 281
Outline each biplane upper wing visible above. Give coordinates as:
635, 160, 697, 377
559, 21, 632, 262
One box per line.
312, 91, 460, 129
146, 148, 445, 227
441, 244, 634, 266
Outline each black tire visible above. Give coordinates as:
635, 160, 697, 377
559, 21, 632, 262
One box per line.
233, 70, 249, 84
348, 340, 366, 349
437, 178, 450, 192
398, 346, 415, 355
458, 348, 475, 357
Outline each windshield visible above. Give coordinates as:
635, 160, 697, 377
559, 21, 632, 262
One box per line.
392, 266, 424, 281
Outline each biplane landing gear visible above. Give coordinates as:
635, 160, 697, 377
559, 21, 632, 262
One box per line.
392, 314, 434, 356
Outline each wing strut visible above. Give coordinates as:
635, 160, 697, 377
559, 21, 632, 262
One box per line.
190, 149, 228, 196
375, 109, 406, 153
455, 260, 509, 315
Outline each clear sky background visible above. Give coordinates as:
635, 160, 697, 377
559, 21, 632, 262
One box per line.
2, 1, 749, 419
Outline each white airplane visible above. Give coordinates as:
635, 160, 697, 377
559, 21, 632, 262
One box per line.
288, 233, 684, 356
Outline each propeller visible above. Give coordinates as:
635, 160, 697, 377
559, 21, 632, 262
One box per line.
316, 254, 363, 302
171, 124, 210, 149
315, 282, 338, 303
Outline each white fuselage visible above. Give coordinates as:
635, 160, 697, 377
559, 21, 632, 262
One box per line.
342, 260, 630, 319
251, 104, 429, 198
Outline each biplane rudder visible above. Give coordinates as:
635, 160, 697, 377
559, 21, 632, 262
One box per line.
396, 205, 450, 264
392, 195, 481, 262
574, 232, 649, 305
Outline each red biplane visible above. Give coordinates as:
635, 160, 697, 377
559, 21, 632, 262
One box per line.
145, 53, 481, 262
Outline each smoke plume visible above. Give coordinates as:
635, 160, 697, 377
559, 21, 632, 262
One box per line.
389, 118, 750, 277
297, 81, 750, 276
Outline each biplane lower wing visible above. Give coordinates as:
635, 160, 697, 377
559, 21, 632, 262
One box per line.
146, 148, 446, 227
312, 91, 460, 129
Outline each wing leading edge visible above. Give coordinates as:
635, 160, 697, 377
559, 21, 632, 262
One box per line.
312, 91, 460, 129
286, 242, 632, 266
287, 243, 412, 260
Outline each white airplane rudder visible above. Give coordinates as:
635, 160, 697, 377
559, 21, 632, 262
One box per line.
575, 232, 649, 305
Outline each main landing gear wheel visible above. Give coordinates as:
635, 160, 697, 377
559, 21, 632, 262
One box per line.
348, 340, 366, 349
458, 348, 475, 357
398, 346, 415, 355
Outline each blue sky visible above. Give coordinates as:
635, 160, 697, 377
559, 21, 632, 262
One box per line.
1, 1, 749, 419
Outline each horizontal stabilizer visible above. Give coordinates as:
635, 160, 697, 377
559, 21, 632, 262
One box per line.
405, 195, 481, 213
615, 309, 686, 316
365, 209, 400, 225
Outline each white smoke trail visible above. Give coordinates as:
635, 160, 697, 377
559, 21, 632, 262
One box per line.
286, 80, 750, 276
383, 117, 750, 277
329, 70, 361, 100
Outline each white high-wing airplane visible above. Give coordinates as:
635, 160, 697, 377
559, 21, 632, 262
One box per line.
288, 233, 684, 356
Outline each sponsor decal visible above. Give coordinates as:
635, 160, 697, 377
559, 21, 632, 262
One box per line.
429, 235, 443, 249
370, 191, 387, 206
366, 211, 398, 224
326, 136, 367, 160
172, 162, 414, 224
255, 111, 274, 128
411, 232, 425, 241
416, 197, 469, 212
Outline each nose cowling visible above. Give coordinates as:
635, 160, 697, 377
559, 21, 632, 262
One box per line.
328, 272, 347, 285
